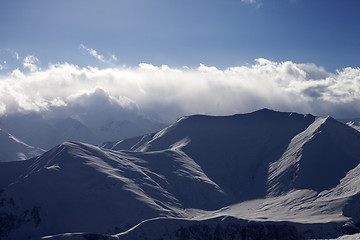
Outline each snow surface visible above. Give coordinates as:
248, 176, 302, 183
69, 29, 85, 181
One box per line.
319, 233, 360, 239
0, 129, 44, 162
2, 109, 360, 239
338, 118, 360, 132
99, 132, 155, 151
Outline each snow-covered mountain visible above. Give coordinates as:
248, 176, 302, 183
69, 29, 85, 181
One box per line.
95, 116, 165, 143
99, 133, 155, 151
2, 109, 360, 239
0, 114, 99, 150
0, 141, 229, 239
0, 129, 44, 162
24, 117, 100, 150
338, 118, 360, 132
0, 114, 165, 150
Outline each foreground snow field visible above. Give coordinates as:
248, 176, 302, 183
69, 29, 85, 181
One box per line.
1, 109, 360, 239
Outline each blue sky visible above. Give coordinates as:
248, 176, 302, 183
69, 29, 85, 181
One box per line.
1, 0, 359, 71
1, 0, 360, 121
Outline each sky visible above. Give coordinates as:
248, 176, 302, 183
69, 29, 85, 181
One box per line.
0, 0, 360, 122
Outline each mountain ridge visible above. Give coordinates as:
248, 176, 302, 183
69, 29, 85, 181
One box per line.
0, 129, 45, 162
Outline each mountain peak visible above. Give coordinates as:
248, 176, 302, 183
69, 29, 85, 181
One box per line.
253, 108, 277, 113
133, 110, 319, 201
250, 108, 314, 119
268, 115, 360, 196
322, 115, 340, 125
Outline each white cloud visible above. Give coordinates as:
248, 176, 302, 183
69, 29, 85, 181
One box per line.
79, 44, 105, 62
79, 44, 117, 63
0, 102, 5, 115
0, 59, 360, 123
23, 55, 39, 72
42, 87, 140, 131
66, 88, 138, 114
240, 0, 262, 8
49, 97, 67, 107
15, 52, 20, 60
111, 54, 117, 62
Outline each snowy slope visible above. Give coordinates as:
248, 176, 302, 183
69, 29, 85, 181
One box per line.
267, 116, 360, 195
114, 215, 346, 240
0, 129, 44, 162
136, 109, 318, 201
99, 133, 155, 151
0, 142, 177, 239
338, 118, 360, 132
45, 216, 343, 240
2, 109, 360, 239
0, 158, 35, 188
0, 141, 230, 239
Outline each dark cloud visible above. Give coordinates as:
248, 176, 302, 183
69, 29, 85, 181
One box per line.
301, 86, 328, 98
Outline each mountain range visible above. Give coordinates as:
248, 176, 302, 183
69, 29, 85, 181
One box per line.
1, 109, 360, 239
0, 113, 165, 151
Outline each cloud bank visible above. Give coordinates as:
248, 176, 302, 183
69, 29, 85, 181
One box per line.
0, 58, 359, 123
